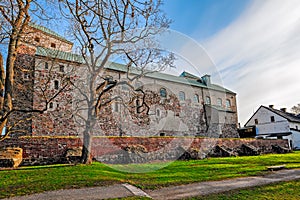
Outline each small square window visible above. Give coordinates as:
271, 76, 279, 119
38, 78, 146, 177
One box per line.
59, 65, 64, 72
271, 116, 275, 122
51, 43, 56, 48
34, 37, 40, 42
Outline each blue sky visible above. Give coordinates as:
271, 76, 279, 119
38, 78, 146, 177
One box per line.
160, 0, 300, 125
162, 0, 250, 40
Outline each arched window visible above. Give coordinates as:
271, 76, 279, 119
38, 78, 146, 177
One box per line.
217, 98, 222, 106
226, 99, 231, 108
193, 94, 199, 103
205, 96, 211, 105
160, 88, 167, 97
179, 91, 185, 101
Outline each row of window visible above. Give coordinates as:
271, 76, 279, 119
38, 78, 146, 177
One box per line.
159, 88, 232, 108
44, 62, 65, 72
34, 37, 57, 48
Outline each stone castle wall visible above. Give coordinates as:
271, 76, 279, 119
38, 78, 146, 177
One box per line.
10, 24, 239, 138
0, 137, 289, 165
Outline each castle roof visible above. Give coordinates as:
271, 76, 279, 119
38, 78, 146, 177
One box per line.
35, 46, 236, 95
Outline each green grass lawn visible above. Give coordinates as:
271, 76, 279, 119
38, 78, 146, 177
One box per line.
1, 152, 300, 198
190, 180, 300, 200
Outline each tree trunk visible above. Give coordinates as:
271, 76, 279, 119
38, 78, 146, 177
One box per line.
4, 36, 18, 113
81, 130, 93, 164
0, 53, 4, 111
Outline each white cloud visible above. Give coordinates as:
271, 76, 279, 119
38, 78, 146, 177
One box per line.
202, 0, 300, 125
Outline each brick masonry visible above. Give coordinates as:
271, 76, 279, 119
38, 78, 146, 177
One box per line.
0, 137, 289, 165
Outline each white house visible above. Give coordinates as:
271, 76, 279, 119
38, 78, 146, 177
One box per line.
244, 105, 300, 149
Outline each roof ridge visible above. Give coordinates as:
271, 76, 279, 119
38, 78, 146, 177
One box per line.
35, 47, 235, 94
262, 105, 300, 123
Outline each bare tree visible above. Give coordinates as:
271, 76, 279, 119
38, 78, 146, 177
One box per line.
61, 0, 173, 164
0, 0, 70, 140
291, 103, 300, 115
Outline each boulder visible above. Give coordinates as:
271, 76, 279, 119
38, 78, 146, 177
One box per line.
209, 145, 237, 157
64, 147, 82, 163
271, 145, 291, 154
238, 144, 260, 156
0, 148, 23, 168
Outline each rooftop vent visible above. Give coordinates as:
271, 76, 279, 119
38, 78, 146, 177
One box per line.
269, 105, 274, 109
280, 108, 287, 112
201, 74, 211, 86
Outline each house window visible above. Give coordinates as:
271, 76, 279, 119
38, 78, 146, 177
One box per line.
271, 116, 275, 122
217, 98, 222, 107
45, 62, 48, 69
160, 88, 167, 98
296, 126, 298, 130
160, 132, 166, 136
34, 37, 40, 42
255, 119, 258, 124
179, 91, 185, 101
193, 94, 199, 103
226, 99, 231, 108
49, 102, 53, 109
54, 80, 59, 90
50, 43, 56, 48
59, 65, 64, 72
205, 96, 211, 105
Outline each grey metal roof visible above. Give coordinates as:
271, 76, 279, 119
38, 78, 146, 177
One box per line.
28, 23, 73, 44
35, 47, 236, 94
263, 106, 300, 123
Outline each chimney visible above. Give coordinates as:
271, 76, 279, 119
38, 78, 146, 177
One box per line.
201, 74, 211, 86
280, 108, 287, 112
269, 105, 274, 109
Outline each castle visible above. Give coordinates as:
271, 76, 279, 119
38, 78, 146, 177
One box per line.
10, 23, 239, 138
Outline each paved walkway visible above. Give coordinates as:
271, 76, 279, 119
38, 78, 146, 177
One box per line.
4, 169, 300, 200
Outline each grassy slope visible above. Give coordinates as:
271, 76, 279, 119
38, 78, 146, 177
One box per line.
1, 152, 300, 198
